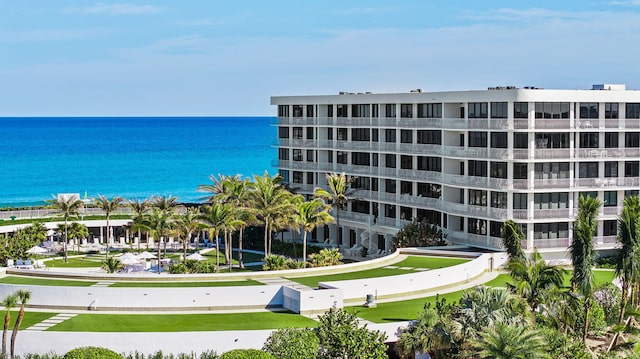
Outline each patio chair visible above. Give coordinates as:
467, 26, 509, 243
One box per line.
24, 260, 34, 269
6, 259, 14, 268
16, 259, 24, 268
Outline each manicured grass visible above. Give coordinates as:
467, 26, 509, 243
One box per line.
351, 269, 617, 323
288, 256, 469, 288
0, 276, 96, 287
110, 279, 264, 287
46, 256, 104, 268
14, 311, 58, 329
48, 311, 317, 332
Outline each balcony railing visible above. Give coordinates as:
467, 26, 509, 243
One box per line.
534, 119, 572, 129
534, 148, 571, 159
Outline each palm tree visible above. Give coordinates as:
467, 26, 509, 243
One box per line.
9, 290, 30, 359
174, 207, 204, 262
1, 293, 17, 359
144, 207, 175, 274
151, 196, 181, 258
57, 222, 89, 255
472, 323, 549, 359
569, 194, 601, 341
93, 195, 125, 260
46, 194, 83, 262
295, 198, 334, 263
198, 203, 237, 271
247, 171, 293, 256
128, 198, 151, 252
500, 220, 525, 264
313, 172, 357, 246
615, 195, 640, 322
197, 173, 233, 203
507, 249, 566, 325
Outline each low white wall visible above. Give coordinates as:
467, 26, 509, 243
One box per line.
0, 284, 283, 310
282, 286, 343, 314
320, 253, 508, 302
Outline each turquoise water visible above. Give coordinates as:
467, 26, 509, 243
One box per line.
0, 117, 275, 207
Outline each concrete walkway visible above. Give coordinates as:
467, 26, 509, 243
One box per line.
26, 313, 77, 331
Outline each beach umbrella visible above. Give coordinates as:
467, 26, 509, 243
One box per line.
26, 246, 48, 255
120, 257, 139, 265
119, 252, 139, 261
137, 251, 157, 259
186, 252, 206, 261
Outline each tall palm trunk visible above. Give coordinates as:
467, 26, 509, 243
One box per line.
583, 297, 591, 341
214, 230, 220, 272
157, 235, 162, 275
63, 217, 69, 263
183, 231, 191, 264
137, 230, 141, 253
104, 217, 110, 261
303, 231, 308, 263
263, 218, 269, 257
238, 227, 244, 269
2, 312, 9, 359
10, 305, 25, 358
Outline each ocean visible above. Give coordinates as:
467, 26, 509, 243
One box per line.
0, 117, 276, 207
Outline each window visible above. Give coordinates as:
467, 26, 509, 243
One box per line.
327, 105, 333, 117
400, 207, 413, 221
385, 179, 396, 194
385, 129, 396, 143
372, 104, 379, 117
605, 133, 618, 148
468, 160, 488, 177
417, 183, 441, 198
372, 129, 379, 142
400, 155, 413, 169
468, 102, 488, 118
469, 131, 488, 147
578, 162, 599, 178
625, 132, 640, 147
336, 151, 347, 164
604, 220, 617, 236
417, 130, 442, 144
337, 128, 347, 141
328, 151, 333, 163
384, 204, 396, 218
491, 192, 507, 209
627, 103, 640, 119
306, 105, 314, 117
535, 102, 570, 119
385, 104, 396, 117
514, 102, 529, 119
580, 191, 598, 200
400, 181, 413, 195
468, 218, 487, 235
534, 162, 570, 179
534, 192, 569, 209
292, 171, 303, 184
514, 133, 528, 148
490, 162, 507, 178
327, 128, 333, 140
514, 193, 528, 209
534, 222, 569, 240
535, 133, 569, 148
293, 149, 302, 161
626, 190, 639, 198
580, 133, 599, 148
400, 130, 413, 143
352, 128, 370, 141
352, 200, 370, 214
352, 152, 370, 166
416, 209, 441, 224
491, 102, 508, 119
490, 221, 504, 238
605, 162, 618, 177
418, 103, 442, 118
580, 102, 599, 119
513, 163, 528, 179
400, 104, 413, 118
625, 161, 639, 177
605, 103, 619, 119
292, 127, 303, 139
469, 189, 488, 206
278, 105, 289, 117
604, 191, 617, 207
351, 104, 369, 118
336, 104, 348, 117
306, 149, 314, 162
279, 169, 289, 183
306, 127, 313, 140
307, 172, 314, 185
292, 105, 303, 117
278, 148, 289, 160
278, 127, 289, 139
491, 132, 508, 148
372, 153, 378, 167
385, 154, 396, 168
417, 156, 442, 172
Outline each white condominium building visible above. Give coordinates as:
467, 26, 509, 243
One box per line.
271, 84, 640, 256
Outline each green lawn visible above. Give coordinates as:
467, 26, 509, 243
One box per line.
351, 269, 617, 323
110, 279, 264, 287
15, 311, 58, 329
49, 311, 317, 332
0, 276, 96, 286
288, 256, 469, 288
46, 256, 104, 268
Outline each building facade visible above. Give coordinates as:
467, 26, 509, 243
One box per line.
271, 85, 640, 256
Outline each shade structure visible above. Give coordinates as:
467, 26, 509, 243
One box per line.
120, 257, 140, 265
26, 246, 48, 255
137, 251, 157, 259
185, 252, 206, 261
119, 252, 139, 261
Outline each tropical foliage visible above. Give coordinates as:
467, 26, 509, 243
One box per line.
393, 219, 446, 250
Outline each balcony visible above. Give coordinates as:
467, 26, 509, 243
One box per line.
446, 231, 503, 250
534, 148, 571, 159
534, 119, 571, 129
533, 208, 573, 219
533, 178, 571, 189
532, 238, 570, 249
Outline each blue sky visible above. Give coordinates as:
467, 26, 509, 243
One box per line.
2, 0, 640, 116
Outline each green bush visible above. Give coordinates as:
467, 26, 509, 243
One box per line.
64, 346, 123, 359
219, 349, 272, 359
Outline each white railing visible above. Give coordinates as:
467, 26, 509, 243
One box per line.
534, 148, 571, 159
534, 119, 571, 129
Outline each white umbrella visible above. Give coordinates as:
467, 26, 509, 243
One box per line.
137, 252, 157, 259
186, 252, 206, 261
120, 257, 140, 265
119, 253, 139, 261
26, 246, 48, 255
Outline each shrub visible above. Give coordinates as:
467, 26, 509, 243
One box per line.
64, 346, 123, 359
308, 248, 342, 267
263, 327, 319, 359
219, 349, 272, 359
392, 219, 446, 250
168, 263, 187, 274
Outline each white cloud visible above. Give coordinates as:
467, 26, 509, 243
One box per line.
610, 0, 640, 6
67, 3, 161, 15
